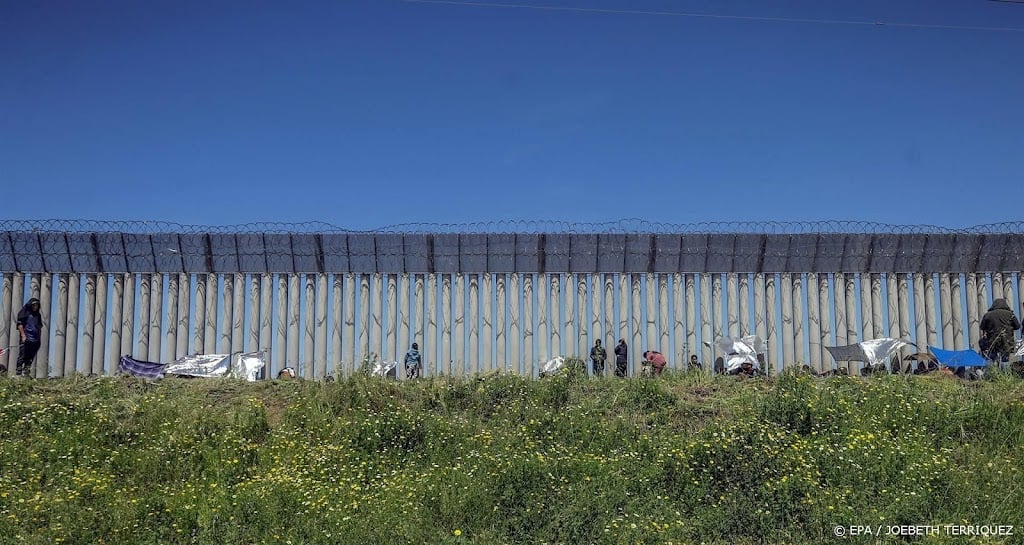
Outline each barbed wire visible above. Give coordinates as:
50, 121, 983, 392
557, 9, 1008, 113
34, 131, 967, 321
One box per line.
1, 218, 1022, 235
0, 222, 1020, 274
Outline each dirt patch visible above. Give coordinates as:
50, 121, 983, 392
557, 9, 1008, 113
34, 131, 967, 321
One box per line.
689, 386, 714, 398
262, 397, 290, 427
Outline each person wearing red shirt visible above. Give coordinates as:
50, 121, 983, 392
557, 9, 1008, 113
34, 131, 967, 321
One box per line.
643, 350, 668, 377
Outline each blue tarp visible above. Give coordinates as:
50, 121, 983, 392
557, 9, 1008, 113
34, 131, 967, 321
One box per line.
928, 346, 988, 368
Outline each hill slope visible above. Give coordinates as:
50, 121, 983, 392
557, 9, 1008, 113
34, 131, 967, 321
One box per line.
1, 371, 1022, 544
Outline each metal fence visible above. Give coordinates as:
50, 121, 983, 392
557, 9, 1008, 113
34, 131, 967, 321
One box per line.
1, 220, 1021, 378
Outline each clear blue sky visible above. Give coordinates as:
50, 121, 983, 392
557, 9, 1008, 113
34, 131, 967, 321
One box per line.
2, 0, 1022, 230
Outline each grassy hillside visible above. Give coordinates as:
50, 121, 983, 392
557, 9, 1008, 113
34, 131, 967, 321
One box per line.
1, 370, 1022, 544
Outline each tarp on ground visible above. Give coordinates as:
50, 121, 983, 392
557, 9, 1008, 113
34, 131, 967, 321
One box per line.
165, 352, 265, 381
166, 354, 231, 378
826, 338, 909, 367
928, 346, 988, 368
121, 353, 266, 381
118, 356, 166, 379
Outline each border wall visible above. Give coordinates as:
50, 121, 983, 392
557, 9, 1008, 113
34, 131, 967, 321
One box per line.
1, 221, 1021, 377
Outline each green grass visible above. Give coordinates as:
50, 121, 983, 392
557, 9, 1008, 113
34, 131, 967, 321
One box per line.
1, 370, 1023, 544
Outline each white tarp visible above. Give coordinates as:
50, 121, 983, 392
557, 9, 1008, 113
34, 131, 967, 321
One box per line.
715, 335, 767, 356
370, 360, 398, 378
232, 352, 266, 382
826, 338, 909, 366
708, 335, 765, 372
165, 354, 231, 377
165, 352, 266, 380
724, 353, 758, 373
540, 356, 566, 375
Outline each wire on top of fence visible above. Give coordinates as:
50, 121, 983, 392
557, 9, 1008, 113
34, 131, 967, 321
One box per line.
1, 218, 1022, 235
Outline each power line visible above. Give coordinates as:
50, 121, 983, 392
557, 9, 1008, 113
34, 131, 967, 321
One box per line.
403, 0, 1024, 32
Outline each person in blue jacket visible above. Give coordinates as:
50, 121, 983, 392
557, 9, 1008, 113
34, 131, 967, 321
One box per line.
404, 342, 423, 379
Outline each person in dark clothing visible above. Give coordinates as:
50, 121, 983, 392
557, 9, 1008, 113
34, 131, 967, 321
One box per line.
590, 339, 607, 377
404, 342, 423, 379
614, 339, 628, 377
727, 360, 757, 377
979, 299, 1020, 363
15, 298, 43, 377
688, 354, 702, 372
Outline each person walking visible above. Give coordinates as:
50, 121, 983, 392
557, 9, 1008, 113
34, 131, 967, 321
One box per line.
614, 339, 628, 378
590, 339, 607, 377
15, 298, 43, 377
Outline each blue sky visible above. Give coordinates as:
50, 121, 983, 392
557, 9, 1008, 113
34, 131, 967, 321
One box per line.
2, 0, 1022, 230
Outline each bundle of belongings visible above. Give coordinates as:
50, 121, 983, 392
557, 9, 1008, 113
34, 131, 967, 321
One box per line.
1012, 341, 1024, 378
539, 356, 566, 377
368, 360, 398, 379
118, 352, 267, 381
825, 338, 909, 376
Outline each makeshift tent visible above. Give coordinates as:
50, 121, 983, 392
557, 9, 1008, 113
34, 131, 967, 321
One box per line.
708, 335, 765, 373
904, 352, 938, 363
118, 356, 166, 379
233, 352, 266, 382
904, 352, 939, 374
826, 338, 909, 367
928, 346, 988, 368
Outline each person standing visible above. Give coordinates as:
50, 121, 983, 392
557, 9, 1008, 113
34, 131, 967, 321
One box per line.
404, 342, 423, 379
614, 339, 628, 378
980, 299, 1020, 363
15, 298, 43, 377
589, 339, 607, 377
688, 354, 702, 372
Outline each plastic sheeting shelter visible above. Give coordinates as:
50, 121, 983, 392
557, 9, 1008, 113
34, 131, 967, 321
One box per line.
166, 354, 231, 378
235, 353, 266, 382
928, 346, 988, 368
118, 352, 266, 381
710, 335, 766, 373
826, 338, 909, 367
